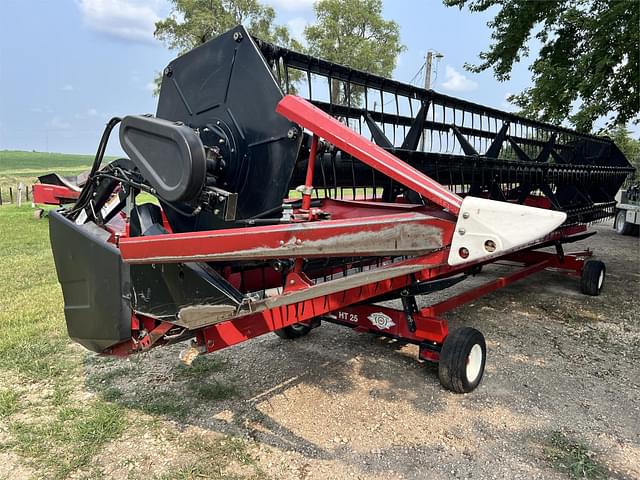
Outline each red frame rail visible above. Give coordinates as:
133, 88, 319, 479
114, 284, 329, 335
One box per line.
104, 95, 592, 360
32, 183, 79, 206
106, 227, 590, 357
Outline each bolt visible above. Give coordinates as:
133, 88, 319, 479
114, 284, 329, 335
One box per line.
295, 239, 302, 245
279, 240, 285, 246
233, 31, 243, 42
289, 279, 295, 285
458, 228, 466, 235
462, 212, 470, 219
219, 138, 225, 144
164, 66, 173, 77
174, 121, 184, 126
207, 339, 214, 346
287, 127, 298, 139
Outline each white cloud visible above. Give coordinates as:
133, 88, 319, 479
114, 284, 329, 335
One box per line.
77, 0, 162, 43
31, 106, 53, 114
145, 81, 157, 92
287, 17, 308, 43
62, 84, 74, 91
266, 0, 315, 12
440, 65, 478, 93
48, 117, 71, 130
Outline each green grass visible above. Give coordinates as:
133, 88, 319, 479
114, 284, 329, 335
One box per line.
0, 150, 111, 193
157, 435, 266, 480
0, 389, 20, 418
8, 401, 126, 479
544, 431, 607, 479
190, 382, 238, 401
0, 205, 75, 380
174, 356, 226, 378
0, 172, 261, 479
0, 150, 96, 173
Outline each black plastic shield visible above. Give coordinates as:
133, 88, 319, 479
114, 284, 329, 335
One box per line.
156, 25, 302, 227
49, 211, 131, 353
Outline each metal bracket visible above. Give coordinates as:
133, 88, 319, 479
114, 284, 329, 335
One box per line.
400, 289, 419, 333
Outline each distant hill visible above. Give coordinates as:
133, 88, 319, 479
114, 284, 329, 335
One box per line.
0, 150, 113, 191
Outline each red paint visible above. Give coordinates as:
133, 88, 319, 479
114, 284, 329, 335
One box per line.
118, 211, 454, 264
276, 95, 463, 214
301, 134, 319, 211
32, 184, 79, 205
329, 304, 449, 344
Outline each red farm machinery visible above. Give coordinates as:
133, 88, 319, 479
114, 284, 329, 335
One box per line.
48, 26, 634, 393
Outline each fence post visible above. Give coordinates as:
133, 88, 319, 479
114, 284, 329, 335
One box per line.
9, 187, 13, 204
26, 186, 30, 201
0, 188, 3, 206
17, 183, 23, 208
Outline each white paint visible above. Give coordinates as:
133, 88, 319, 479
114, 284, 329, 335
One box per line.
466, 344, 483, 383
368, 312, 395, 330
448, 196, 567, 266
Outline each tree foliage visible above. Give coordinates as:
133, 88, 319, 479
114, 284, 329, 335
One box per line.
444, 0, 639, 132
607, 123, 640, 178
153, 0, 300, 95
155, 0, 299, 53
304, 0, 405, 104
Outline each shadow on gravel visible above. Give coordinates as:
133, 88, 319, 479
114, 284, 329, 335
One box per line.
83, 224, 640, 478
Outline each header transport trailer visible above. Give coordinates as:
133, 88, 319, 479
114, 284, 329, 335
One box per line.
48, 26, 634, 393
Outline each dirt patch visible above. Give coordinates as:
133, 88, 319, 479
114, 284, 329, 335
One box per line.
80, 222, 640, 479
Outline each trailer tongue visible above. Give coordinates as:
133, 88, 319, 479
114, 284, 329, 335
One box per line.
49, 26, 634, 393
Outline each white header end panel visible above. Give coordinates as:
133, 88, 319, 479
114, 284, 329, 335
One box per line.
447, 197, 567, 266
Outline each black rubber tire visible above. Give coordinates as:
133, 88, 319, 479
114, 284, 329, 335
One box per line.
580, 260, 606, 296
274, 322, 314, 339
614, 210, 634, 235
438, 327, 486, 394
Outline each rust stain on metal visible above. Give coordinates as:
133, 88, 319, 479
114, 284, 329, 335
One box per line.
128, 213, 444, 263
172, 262, 429, 329
176, 304, 237, 329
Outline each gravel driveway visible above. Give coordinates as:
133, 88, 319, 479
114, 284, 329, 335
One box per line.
86, 222, 640, 479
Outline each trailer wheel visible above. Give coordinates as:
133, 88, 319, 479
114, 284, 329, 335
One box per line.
614, 210, 634, 235
438, 327, 486, 393
274, 320, 319, 340
580, 260, 605, 296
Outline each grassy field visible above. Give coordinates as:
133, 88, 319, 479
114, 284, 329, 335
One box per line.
0, 202, 264, 477
0, 150, 98, 195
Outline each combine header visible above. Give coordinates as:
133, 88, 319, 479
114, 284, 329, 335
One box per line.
49, 26, 633, 393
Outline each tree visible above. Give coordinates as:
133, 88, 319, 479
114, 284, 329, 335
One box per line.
607, 124, 640, 178
304, 0, 405, 105
155, 0, 299, 53
444, 0, 639, 133
153, 0, 300, 94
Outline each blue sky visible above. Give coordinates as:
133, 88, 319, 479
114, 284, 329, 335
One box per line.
0, 0, 541, 155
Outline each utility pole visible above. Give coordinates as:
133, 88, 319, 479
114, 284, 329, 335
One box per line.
424, 51, 434, 90
419, 50, 443, 151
